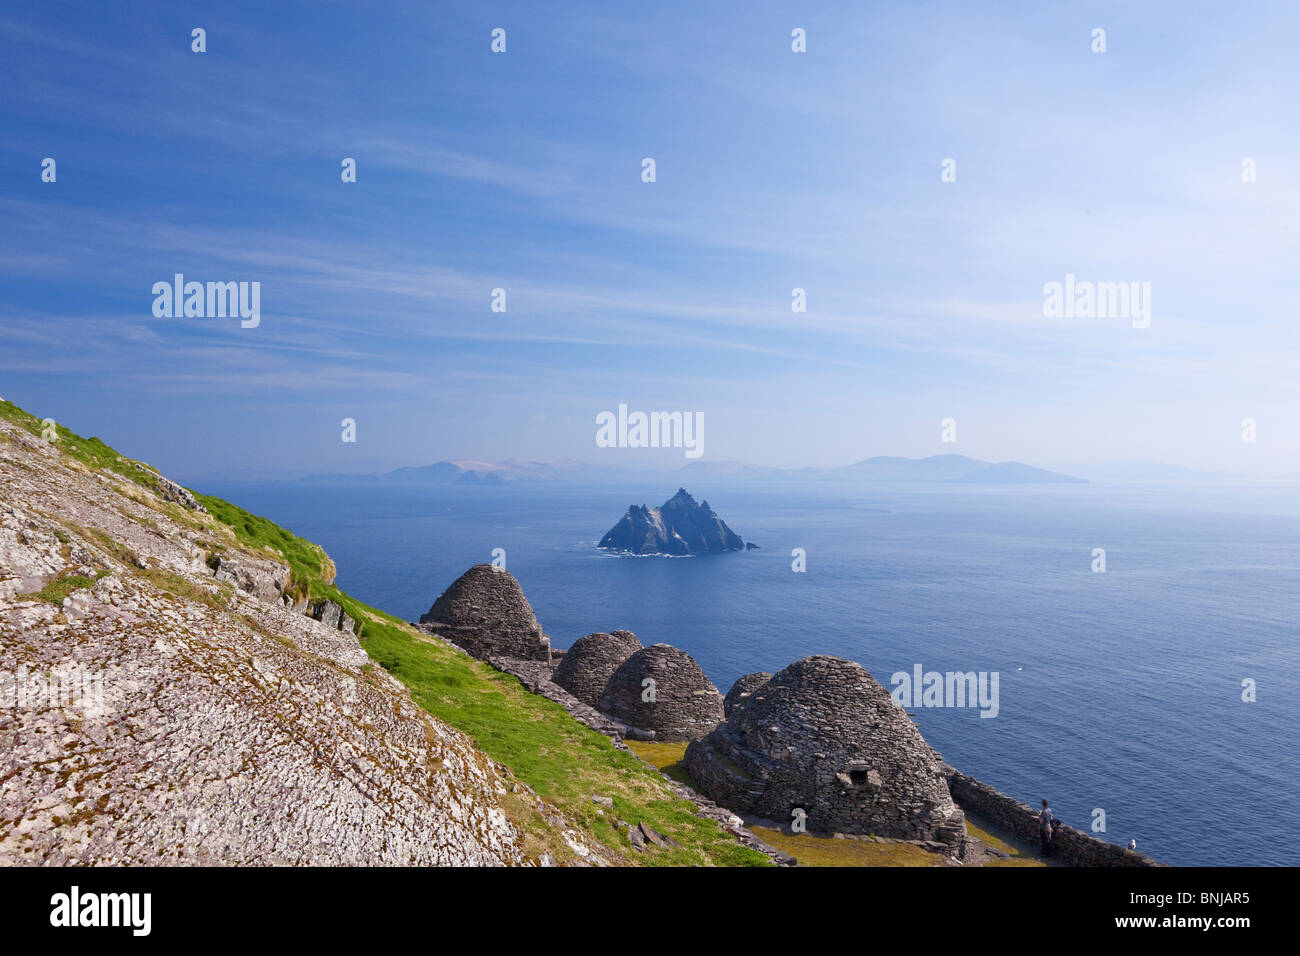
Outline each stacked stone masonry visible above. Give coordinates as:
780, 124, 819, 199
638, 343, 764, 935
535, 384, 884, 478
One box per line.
685, 656, 966, 843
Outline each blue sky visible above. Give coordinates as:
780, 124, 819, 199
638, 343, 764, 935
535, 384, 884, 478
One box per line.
3, 1, 1300, 480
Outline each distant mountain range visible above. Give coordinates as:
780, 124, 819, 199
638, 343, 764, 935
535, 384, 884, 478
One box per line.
310, 454, 1088, 485
683, 455, 1087, 484
311, 458, 597, 485
384, 458, 593, 484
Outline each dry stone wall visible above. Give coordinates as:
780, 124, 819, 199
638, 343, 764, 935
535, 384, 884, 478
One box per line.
724, 671, 772, 718
943, 765, 1161, 867
597, 643, 724, 741
419, 564, 551, 662
553, 630, 642, 706
685, 656, 965, 842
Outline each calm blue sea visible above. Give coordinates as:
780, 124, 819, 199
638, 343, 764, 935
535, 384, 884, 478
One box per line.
203, 478, 1300, 866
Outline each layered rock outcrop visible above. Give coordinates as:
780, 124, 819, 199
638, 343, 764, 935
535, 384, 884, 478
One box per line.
684, 655, 966, 843
597, 643, 724, 741
308, 598, 356, 635
552, 629, 642, 707
599, 489, 746, 555
419, 564, 551, 662
210, 553, 290, 605
132, 462, 206, 512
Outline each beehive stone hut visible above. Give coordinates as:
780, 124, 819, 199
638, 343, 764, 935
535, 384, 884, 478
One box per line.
552, 629, 643, 706
683, 655, 965, 842
418, 565, 551, 662
597, 643, 724, 741
724, 672, 773, 718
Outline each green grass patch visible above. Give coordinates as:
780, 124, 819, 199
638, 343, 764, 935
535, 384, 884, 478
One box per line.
71, 524, 143, 569
624, 740, 696, 787
26, 569, 110, 606
193, 494, 335, 591
0, 399, 44, 440
750, 826, 944, 867
0, 399, 161, 493
138, 567, 232, 611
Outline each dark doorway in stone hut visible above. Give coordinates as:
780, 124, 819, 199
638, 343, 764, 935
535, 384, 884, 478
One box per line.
849, 769, 869, 786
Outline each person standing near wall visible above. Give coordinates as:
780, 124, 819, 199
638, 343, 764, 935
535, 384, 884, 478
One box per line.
1038, 799, 1055, 857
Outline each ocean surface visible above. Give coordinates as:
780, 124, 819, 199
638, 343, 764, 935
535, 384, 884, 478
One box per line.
203, 477, 1300, 866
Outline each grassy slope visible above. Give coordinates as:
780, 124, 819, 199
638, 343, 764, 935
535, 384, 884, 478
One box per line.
0, 399, 769, 867
364, 628, 766, 866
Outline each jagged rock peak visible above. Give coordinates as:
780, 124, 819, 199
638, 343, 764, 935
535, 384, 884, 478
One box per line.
598, 489, 746, 555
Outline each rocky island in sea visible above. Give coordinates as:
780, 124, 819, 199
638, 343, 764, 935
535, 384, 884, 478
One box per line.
598, 488, 752, 555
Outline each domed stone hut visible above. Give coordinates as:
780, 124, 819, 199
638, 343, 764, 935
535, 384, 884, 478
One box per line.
683, 655, 965, 842
418, 565, 551, 662
724, 672, 772, 719
553, 630, 643, 707
597, 644, 724, 741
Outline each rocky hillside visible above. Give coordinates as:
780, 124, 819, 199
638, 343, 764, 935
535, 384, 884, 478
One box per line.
0, 400, 615, 866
